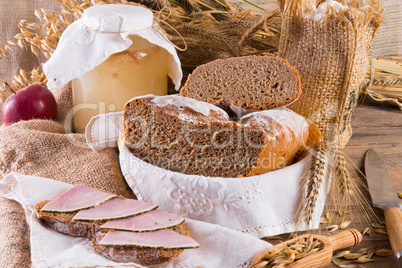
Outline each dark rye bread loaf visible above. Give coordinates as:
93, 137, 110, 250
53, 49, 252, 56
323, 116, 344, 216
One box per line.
35, 200, 187, 265
180, 55, 301, 110
123, 95, 308, 177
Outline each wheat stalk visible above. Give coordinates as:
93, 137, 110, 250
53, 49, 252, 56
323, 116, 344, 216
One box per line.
336, 149, 353, 196
178, 23, 238, 52
301, 141, 332, 224
334, 152, 380, 226
298, 140, 378, 228
361, 55, 402, 109
238, 10, 279, 54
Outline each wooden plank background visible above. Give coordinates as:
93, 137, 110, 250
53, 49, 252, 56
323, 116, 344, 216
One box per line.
261, 96, 402, 268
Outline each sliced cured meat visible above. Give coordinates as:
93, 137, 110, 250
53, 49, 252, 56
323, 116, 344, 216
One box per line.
73, 198, 158, 221
100, 209, 184, 231
40, 184, 116, 212
98, 229, 200, 249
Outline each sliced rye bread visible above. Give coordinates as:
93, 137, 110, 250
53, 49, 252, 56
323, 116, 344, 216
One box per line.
35, 199, 104, 239
92, 230, 185, 265
180, 55, 301, 110
35, 199, 188, 265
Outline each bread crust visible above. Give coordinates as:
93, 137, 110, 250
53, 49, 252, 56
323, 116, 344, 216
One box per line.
35, 200, 103, 238
91, 225, 187, 265
35, 199, 188, 265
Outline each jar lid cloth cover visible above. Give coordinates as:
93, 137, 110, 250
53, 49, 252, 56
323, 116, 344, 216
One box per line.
43, 4, 182, 90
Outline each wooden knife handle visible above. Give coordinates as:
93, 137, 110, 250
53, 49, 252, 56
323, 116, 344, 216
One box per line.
384, 207, 402, 267
328, 229, 362, 251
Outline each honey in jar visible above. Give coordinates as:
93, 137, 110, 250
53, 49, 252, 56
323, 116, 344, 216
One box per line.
72, 36, 170, 133
43, 4, 182, 133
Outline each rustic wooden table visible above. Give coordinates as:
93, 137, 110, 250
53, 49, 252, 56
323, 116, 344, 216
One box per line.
264, 97, 402, 267
341, 97, 401, 268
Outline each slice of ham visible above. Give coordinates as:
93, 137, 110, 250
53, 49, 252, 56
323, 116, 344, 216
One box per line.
73, 198, 158, 221
100, 209, 184, 231
98, 229, 200, 249
40, 184, 116, 212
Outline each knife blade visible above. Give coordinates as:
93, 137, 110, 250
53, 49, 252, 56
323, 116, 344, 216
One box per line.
365, 148, 402, 267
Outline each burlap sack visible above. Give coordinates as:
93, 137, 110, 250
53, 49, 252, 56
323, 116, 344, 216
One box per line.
277, 0, 383, 149
237, 0, 400, 57
0, 84, 134, 268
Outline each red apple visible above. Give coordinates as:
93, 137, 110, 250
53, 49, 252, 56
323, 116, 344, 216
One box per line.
1, 84, 58, 126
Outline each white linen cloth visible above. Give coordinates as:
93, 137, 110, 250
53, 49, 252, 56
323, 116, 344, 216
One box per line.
0, 172, 271, 268
43, 4, 182, 90
86, 112, 329, 238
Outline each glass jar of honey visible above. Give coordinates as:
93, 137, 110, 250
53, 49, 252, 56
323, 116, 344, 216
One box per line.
43, 4, 182, 133
72, 35, 170, 132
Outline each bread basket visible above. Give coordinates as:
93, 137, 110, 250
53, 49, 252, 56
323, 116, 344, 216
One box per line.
86, 112, 325, 238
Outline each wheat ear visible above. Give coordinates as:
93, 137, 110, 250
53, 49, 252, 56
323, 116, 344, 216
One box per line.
238, 10, 278, 54
336, 149, 353, 196
303, 141, 332, 223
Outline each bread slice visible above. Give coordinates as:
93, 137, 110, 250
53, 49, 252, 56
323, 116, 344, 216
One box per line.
91, 230, 185, 265
35, 200, 188, 265
124, 95, 265, 177
180, 55, 301, 110
35, 199, 104, 239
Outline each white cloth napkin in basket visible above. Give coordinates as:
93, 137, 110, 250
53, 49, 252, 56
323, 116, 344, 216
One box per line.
86, 112, 329, 238
0, 172, 271, 268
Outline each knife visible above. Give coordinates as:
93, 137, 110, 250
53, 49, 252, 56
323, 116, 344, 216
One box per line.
365, 148, 402, 267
